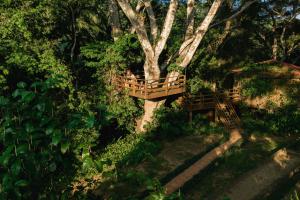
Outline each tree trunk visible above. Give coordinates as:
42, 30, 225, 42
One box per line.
138, 100, 164, 132
138, 60, 163, 132
116, 0, 223, 132
109, 0, 122, 41
272, 37, 278, 61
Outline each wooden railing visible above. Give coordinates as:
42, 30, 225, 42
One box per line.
217, 88, 242, 102
185, 88, 241, 111
115, 74, 186, 99
185, 92, 216, 111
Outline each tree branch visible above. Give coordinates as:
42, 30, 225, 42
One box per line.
154, 0, 178, 60
185, 0, 195, 40
144, 0, 159, 40
180, 0, 223, 68
210, 0, 258, 29
116, 0, 154, 59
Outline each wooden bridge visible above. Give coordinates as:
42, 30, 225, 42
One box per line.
115, 74, 186, 99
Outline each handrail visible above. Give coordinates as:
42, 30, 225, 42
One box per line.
116, 74, 186, 99
214, 92, 240, 130
122, 75, 185, 82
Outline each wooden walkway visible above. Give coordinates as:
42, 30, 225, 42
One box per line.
184, 89, 241, 112
116, 74, 186, 99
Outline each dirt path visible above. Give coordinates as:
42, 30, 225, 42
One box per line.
164, 129, 242, 194
218, 149, 300, 200
136, 134, 223, 179
95, 134, 223, 198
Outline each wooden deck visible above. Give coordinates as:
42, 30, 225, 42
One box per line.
116, 74, 186, 99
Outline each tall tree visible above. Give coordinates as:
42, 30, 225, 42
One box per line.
116, 0, 224, 131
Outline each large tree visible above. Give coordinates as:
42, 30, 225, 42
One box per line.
115, 0, 224, 131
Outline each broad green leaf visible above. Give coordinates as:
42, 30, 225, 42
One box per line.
52, 132, 62, 146
36, 103, 45, 112
17, 144, 28, 154
49, 162, 56, 172
21, 91, 35, 103
3, 174, 13, 189
17, 82, 27, 89
61, 141, 70, 154
25, 123, 34, 133
15, 180, 29, 187
45, 127, 54, 135
11, 160, 22, 176
82, 157, 94, 170
0, 96, 9, 106
12, 89, 22, 98
0, 146, 13, 166
85, 115, 95, 128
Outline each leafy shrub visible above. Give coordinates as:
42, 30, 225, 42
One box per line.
0, 80, 98, 199
241, 104, 300, 135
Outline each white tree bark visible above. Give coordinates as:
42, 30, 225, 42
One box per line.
144, 0, 159, 40
154, 0, 178, 61
185, 0, 195, 40
179, 0, 223, 68
168, 0, 223, 81
117, 0, 155, 62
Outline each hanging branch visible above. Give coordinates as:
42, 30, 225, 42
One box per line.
209, 0, 258, 29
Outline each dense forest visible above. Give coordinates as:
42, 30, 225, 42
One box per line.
0, 0, 299, 199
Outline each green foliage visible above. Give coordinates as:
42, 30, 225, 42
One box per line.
81, 34, 143, 74
289, 191, 299, 200
81, 34, 144, 133
107, 95, 142, 132
241, 76, 273, 98
148, 106, 225, 139
0, 0, 299, 198
0, 80, 99, 198
242, 105, 300, 136
99, 133, 160, 167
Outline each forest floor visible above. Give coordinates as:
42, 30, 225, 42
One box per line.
98, 134, 224, 198
181, 134, 300, 200
218, 149, 300, 200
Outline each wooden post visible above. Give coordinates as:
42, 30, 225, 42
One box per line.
166, 77, 169, 95
184, 75, 186, 92
214, 108, 218, 123
145, 81, 147, 99
133, 81, 136, 95
189, 111, 193, 123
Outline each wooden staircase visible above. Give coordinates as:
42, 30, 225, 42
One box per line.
214, 92, 241, 131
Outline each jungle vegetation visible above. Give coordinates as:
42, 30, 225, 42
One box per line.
0, 0, 299, 199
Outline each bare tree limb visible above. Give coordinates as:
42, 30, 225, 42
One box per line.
116, 0, 154, 59
130, 0, 145, 33
180, 0, 223, 68
210, 0, 258, 29
185, 0, 196, 40
154, 0, 178, 60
